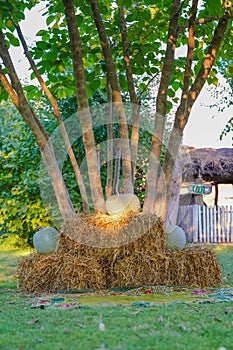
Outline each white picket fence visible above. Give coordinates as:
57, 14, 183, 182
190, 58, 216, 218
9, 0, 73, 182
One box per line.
177, 205, 233, 243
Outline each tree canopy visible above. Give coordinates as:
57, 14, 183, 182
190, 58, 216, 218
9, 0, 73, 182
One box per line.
0, 0, 232, 229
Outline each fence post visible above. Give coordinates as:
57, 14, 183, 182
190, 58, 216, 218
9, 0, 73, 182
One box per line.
198, 205, 202, 243
230, 206, 233, 242
193, 205, 198, 243
213, 206, 217, 242
226, 205, 229, 242
177, 204, 233, 243
222, 206, 226, 243
210, 206, 214, 243
217, 206, 221, 243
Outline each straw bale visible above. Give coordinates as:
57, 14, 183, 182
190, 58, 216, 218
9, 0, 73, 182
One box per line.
108, 246, 222, 288
18, 250, 106, 294
61, 212, 166, 249
17, 214, 222, 294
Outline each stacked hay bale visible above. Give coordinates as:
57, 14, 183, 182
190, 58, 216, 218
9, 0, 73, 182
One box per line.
17, 213, 222, 294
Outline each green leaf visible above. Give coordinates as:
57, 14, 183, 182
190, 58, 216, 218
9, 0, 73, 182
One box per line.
36, 29, 48, 37
116, 0, 124, 7
205, 0, 223, 16
226, 64, 233, 77
172, 81, 181, 91
76, 14, 83, 25
123, 0, 132, 8
119, 74, 128, 91
167, 88, 175, 98
46, 15, 55, 26
166, 101, 173, 114
36, 41, 50, 50
5, 32, 19, 46
57, 88, 67, 99
212, 77, 219, 87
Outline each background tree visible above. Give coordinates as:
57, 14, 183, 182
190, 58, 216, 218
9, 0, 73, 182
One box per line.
0, 0, 232, 230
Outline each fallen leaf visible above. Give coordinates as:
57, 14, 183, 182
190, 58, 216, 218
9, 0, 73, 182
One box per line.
157, 316, 163, 322
26, 318, 40, 325
213, 317, 222, 322
131, 310, 141, 315
178, 323, 187, 331
225, 308, 231, 314
63, 328, 71, 334
76, 322, 86, 328
173, 331, 181, 337
99, 322, 105, 331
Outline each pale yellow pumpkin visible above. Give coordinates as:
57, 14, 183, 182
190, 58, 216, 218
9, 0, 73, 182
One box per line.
33, 227, 59, 254
106, 193, 140, 217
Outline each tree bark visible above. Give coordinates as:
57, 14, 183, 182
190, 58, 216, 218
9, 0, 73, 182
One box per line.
0, 31, 75, 221
159, 12, 229, 220
63, 0, 106, 212
119, 7, 140, 185
15, 24, 90, 213
214, 184, 219, 206
156, 0, 198, 219
113, 141, 122, 195
105, 80, 114, 199
164, 156, 182, 227
90, 0, 133, 194
143, 0, 181, 213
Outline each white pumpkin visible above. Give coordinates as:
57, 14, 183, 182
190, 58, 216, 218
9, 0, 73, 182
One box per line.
33, 227, 59, 254
106, 193, 140, 217
166, 225, 186, 251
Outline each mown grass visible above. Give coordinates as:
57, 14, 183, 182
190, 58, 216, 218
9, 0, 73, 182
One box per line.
0, 242, 233, 350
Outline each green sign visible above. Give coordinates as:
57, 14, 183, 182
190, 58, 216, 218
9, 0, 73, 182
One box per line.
188, 184, 207, 195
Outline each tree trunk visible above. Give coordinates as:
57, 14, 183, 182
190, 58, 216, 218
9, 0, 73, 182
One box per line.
118, 7, 141, 185
0, 30, 75, 221
15, 24, 90, 213
63, 0, 106, 212
164, 156, 182, 227
214, 184, 219, 206
113, 141, 122, 195
143, 0, 181, 213
90, 0, 133, 194
106, 80, 114, 199
155, 8, 229, 221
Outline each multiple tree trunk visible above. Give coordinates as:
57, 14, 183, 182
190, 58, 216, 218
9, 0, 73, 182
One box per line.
0, 1, 231, 224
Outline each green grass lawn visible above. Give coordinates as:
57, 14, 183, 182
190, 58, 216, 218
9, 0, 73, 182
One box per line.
1, 243, 233, 350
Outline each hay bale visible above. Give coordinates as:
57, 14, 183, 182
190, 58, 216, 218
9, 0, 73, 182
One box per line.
18, 249, 106, 294
107, 246, 222, 288
17, 213, 222, 294
61, 212, 166, 249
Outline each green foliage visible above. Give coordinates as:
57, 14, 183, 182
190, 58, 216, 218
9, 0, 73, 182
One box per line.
0, 0, 232, 106
0, 101, 54, 246
0, 0, 232, 234
220, 117, 233, 145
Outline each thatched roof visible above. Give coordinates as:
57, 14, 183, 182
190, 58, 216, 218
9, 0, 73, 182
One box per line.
181, 146, 233, 184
